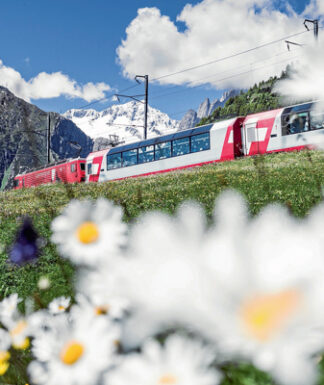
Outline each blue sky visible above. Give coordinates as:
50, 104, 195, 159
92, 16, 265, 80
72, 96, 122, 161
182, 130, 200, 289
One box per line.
0, 0, 318, 120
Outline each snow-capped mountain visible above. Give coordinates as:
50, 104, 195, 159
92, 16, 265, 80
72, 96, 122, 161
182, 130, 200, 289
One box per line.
63, 101, 180, 144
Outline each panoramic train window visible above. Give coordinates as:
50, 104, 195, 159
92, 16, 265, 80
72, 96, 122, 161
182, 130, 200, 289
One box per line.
138, 145, 154, 163
282, 112, 310, 135
172, 137, 190, 156
107, 153, 122, 170
122, 149, 138, 167
191, 133, 210, 152
310, 110, 324, 131
155, 142, 171, 160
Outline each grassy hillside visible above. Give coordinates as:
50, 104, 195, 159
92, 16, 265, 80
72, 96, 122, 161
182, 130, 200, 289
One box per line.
2, 149, 324, 384
1, 149, 324, 301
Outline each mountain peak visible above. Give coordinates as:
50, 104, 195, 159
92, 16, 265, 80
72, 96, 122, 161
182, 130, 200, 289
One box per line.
63, 102, 179, 143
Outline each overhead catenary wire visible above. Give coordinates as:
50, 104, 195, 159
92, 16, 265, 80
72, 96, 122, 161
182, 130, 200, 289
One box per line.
73, 27, 317, 112
150, 28, 315, 82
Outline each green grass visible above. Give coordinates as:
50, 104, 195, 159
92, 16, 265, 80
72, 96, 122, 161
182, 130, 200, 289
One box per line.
1, 149, 324, 384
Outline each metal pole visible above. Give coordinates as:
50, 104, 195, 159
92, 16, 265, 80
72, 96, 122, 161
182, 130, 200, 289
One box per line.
314, 19, 319, 40
47, 113, 51, 164
144, 75, 148, 140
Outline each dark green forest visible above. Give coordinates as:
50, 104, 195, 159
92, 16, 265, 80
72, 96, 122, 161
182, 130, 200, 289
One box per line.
197, 64, 307, 126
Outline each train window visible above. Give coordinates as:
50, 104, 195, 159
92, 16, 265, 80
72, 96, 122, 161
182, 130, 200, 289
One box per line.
282, 112, 310, 135
172, 137, 190, 157
155, 142, 171, 160
122, 149, 138, 167
310, 110, 324, 131
107, 153, 122, 170
138, 145, 154, 163
191, 133, 210, 152
80, 163, 85, 171
70, 163, 76, 172
13, 179, 19, 187
87, 163, 92, 174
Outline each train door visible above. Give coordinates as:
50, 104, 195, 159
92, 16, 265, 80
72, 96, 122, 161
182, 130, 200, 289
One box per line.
242, 120, 257, 155
88, 156, 102, 182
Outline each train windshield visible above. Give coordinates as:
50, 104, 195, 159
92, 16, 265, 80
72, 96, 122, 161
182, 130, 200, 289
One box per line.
13, 179, 19, 187
282, 102, 324, 136
80, 163, 85, 171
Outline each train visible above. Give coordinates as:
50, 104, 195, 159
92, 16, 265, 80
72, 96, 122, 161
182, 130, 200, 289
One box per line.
13, 100, 324, 189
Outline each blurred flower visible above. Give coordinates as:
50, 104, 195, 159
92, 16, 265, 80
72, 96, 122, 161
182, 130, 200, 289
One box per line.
76, 267, 129, 320
51, 199, 127, 266
105, 335, 221, 385
48, 297, 71, 315
112, 201, 215, 348
8, 318, 31, 350
113, 191, 324, 385
0, 329, 12, 375
9, 217, 40, 265
0, 293, 22, 323
38, 277, 51, 290
30, 313, 119, 385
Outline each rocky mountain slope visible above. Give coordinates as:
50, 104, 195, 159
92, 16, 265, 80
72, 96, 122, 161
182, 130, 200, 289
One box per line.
64, 101, 180, 145
179, 90, 241, 130
0, 86, 93, 190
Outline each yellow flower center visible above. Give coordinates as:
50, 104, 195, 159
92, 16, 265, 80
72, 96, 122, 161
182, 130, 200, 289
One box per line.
76, 221, 99, 244
10, 320, 27, 337
95, 305, 109, 315
13, 337, 30, 350
0, 350, 10, 375
241, 289, 300, 341
58, 305, 66, 311
60, 341, 84, 365
0, 351, 10, 375
158, 375, 178, 385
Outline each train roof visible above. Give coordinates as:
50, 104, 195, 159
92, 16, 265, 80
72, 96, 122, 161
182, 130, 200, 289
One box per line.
15, 157, 86, 177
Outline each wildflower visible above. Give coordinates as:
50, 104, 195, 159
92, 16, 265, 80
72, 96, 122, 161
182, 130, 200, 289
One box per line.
9, 217, 39, 265
76, 267, 129, 320
105, 335, 221, 385
0, 329, 11, 376
112, 201, 211, 348
29, 313, 119, 385
51, 199, 127, 266
0, 293, 22, 323
48, 297, 71, 315
113, 191, 324, 385
38, 277, 51, 290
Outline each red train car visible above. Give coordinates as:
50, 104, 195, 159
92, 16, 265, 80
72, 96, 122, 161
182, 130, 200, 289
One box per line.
13, 158, 86, 189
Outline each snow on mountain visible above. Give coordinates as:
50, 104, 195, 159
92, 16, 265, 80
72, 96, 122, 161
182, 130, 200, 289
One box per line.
63, 101, 180, 144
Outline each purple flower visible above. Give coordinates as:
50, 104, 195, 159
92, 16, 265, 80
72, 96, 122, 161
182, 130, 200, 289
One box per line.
9, 217, 39, 265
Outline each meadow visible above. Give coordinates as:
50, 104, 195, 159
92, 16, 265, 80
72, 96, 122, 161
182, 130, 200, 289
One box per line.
2, 149, 324, 384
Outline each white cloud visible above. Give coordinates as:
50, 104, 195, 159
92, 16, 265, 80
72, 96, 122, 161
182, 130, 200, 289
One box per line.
303, 0, 324, 18
117, 0, 318, 89
0, 60, 111, 102
274, 39, 324, 106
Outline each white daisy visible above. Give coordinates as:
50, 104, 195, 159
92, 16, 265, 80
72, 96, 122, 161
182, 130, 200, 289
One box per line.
112, 191, 324, 385
38, 277, 51, 290
112, 201, 211, 348
51, 198, 127, 266
76, 267, 129, 320
105, 334, 221, 385
0, 293, 22, 324
0, 329, 12, 376
184, 194, 324, 385
29, 312, 119, 385
7, 317, 31, 350
48, 296, 71, 314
